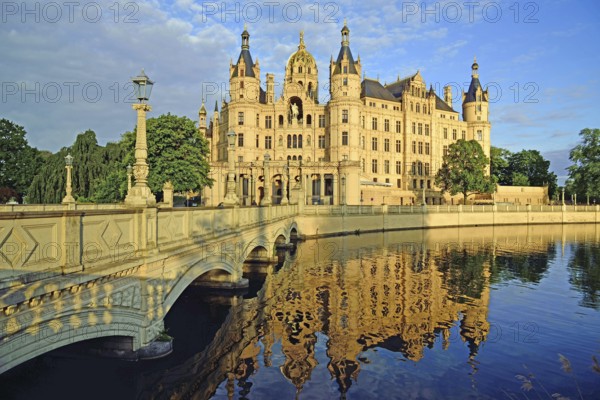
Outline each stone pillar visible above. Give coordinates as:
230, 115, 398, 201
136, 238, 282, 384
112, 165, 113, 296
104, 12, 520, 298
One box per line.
261, 154, 272, 206
319, 174, 325, 205
125, 103, 156, 207
281, 174, 289, 205
307, 174, 313, 204
162, 181, 174, 207
332, 174, 338, 205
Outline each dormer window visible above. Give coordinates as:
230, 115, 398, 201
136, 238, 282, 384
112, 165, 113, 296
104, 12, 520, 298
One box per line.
343, 65, 348, 74
240, 69, 244, 77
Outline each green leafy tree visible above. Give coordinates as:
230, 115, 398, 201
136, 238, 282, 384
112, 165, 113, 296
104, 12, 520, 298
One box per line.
507, 149, 557, 196
435, 139, 496, 204
120, 113, 212, 194
490, 146, 511, 185
567, 128, 600, 201
0, 119, 44, 201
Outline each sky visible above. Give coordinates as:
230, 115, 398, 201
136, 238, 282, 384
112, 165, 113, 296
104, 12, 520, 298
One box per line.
2, 0, 600, 184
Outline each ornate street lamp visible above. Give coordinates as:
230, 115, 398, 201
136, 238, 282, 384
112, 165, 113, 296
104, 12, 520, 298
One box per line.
126, 164, 133, 191
223, 130, 239, 206
125, 69, 156, 207
341, 175, 346, 205
62, 153, 75, 204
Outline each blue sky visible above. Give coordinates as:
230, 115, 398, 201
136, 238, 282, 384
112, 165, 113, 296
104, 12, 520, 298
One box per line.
2, 0, 599, 183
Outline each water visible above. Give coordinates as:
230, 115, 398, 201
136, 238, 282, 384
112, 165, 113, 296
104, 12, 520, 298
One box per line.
1, 224, 600, 399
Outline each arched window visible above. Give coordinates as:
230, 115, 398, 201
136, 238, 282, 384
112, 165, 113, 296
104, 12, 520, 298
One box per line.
410, 102, 414, 112
416, 103, 420, 113
298, 134, 303, 148
287, 135, 292, 148
293, 156, 297, 160
308, 83, 313, 98
298, 81, 303, 87
422, 104, 427, 114
299, 156, 302, 161
306, 114, 312, 125
293, 134, 298, 148
287, 155, 291, 160
278, 115, 284, 127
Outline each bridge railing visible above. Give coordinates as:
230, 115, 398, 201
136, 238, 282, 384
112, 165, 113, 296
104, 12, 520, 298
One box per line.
302, 204, 600, 215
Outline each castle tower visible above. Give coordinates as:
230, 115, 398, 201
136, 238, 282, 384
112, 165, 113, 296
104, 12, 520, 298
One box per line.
198, 101, 207, 136
284, 31, 319, 102
462, 57, 491, 164
229, 25, 261, 102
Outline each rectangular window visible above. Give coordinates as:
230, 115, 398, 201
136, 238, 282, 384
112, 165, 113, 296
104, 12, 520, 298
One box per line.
384, 119, 390, 132
238, 133, 244, 147
418, 162, 423, 175
413, 179, 417, 189
412, 141, 416, 153
418, 123, 422, 135
397, 178, 401, 188
384, 160, 390, 174
238, 112, 244, 125
412, 122, 416, 134
384, 138, 390, 152
425, 124, 430, 136
319, 115, 326, 128
256, 134, 259, 148
372, 137, 378, 151
342, 131, 348, 146
371, 159, 378, 173
462, 130, 466, 140
372, 117, 378, 130
265, 136, 272, 149
362, 159, 365, 172
265, 116, 272, 129
443, 145, 448, 156
361, 136, 365, 149
395, 140, 401, 153
452, 129, 457, 140
319, 135, 326, 149
396, 120, 401, 133
342, 110, 349, 123
418, 142, 423, 154
443, 128, 448, 139
477, 130, 483, 140
425, 143, 430, 155
396, 161, 401, 174
412, 162, 416, 174
425, 163, 430, 176
256, 114, 259, 127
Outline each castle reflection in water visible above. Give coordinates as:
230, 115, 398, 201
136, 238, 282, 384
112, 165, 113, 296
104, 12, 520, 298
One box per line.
136, 224, 600, 399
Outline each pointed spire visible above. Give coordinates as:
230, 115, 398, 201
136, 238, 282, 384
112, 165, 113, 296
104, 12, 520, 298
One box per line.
298, 30, 305, 50
214, 100, 219, 112
241, 24, 250, 50
199, 100, 206, 115
471, 56, 479, 78
341, 19, 350, 46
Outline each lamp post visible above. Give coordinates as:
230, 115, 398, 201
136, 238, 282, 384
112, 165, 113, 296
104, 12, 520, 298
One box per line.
126, 164, 133, 191
223, 130, 239, 206
561, 187, 565, 205
281, 164, 289, 205
62, 153, 75, 204
125, 69, 156, 207
261, 153, 272, 206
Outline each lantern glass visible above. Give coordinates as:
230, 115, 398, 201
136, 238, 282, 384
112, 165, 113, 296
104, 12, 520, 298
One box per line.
132, 69, 154, 102
65, 154, 73, 166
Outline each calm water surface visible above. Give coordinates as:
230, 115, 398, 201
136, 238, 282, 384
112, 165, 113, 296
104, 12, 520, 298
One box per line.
1, 224, 600, 399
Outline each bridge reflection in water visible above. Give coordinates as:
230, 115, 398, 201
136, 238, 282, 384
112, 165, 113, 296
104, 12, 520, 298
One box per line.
2, 223, 600, 399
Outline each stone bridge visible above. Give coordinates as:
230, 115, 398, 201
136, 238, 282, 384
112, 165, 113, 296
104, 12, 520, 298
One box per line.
0, 205, 299, 374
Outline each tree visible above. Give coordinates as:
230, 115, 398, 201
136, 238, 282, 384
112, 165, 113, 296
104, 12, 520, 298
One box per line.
507, 150, 557, 196
435, 139, 496, 204
0, 119, 43, 201
490, 146, 511, 185
567, 128, 600, 201
120, 113, 212, 194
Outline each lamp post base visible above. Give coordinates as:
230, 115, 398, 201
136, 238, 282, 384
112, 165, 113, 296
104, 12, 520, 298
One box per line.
62, 195, 76, 205
125, 186, 156, 207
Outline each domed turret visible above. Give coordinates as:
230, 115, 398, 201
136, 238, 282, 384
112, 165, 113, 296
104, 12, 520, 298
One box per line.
284, 31, 318, 101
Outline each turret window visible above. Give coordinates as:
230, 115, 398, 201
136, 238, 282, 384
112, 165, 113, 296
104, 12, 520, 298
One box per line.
238, 133, 244, 147
343, 65, 348, 73
342, 110, 349, 123
238, 112, 244, 125
343, 78, 348, 86
477, 130, 483, 140
342, 131, 348, 146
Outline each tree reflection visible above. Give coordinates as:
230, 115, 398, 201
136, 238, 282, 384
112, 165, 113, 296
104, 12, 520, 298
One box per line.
490, 243, 556, 284
568, 243, 600, 309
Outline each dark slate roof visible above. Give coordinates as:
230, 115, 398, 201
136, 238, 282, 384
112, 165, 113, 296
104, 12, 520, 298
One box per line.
332, 45, 358, 74
464, 77, 482, 103
231, 49, 255, 78
385, 75, 414, 99
435, 94, 456, 112
259, 87, 266, 104
361, 79, 397, 101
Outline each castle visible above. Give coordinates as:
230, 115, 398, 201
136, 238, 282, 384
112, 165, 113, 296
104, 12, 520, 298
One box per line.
200, 23, 491, 206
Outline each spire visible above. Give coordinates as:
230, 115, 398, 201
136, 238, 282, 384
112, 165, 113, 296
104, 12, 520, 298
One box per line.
298, 30, 305, 50
241, 24, 250, 50
214, 100, 219, 112
199, 101, 206, 115
471, 56, 479, 78
341, 18, 350, 46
